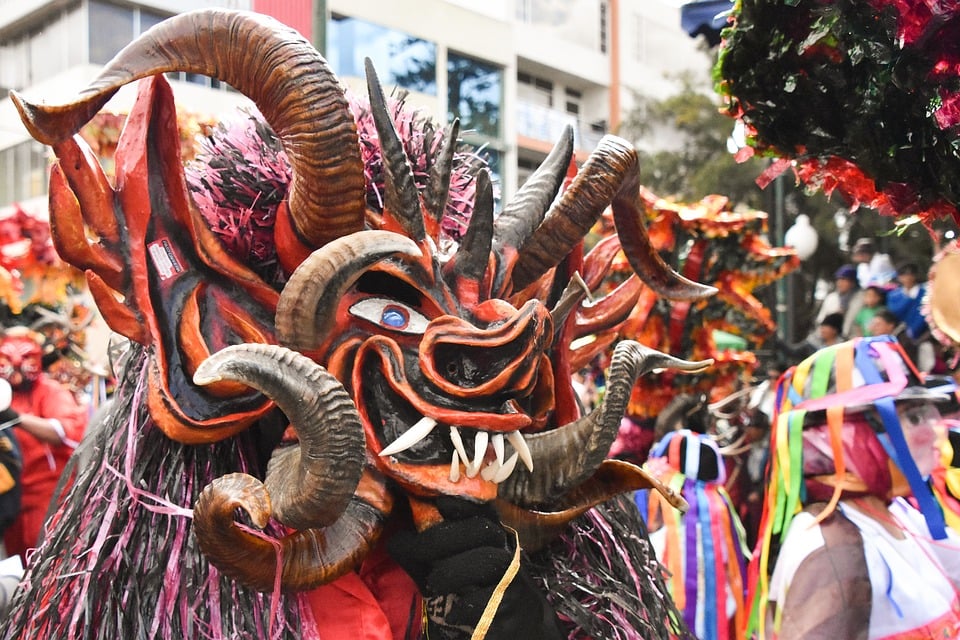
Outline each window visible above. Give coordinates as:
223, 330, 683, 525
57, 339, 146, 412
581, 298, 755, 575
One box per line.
447, 53, 502, 140
462, 143, 503, 212
0, 142, 49, 206
518, 72, 553, 108
450, 54, 503, 210
633, 13, 646, 62
328, 15, 437, 95
517, 156, 540, 188
89, 2, 176, 67
0, 36, 29, 94
89, 1, 134, 65
138, 9, 166, 34
565, 88, 581, 117
516, 0, 533, 22
0, 3, 84, 92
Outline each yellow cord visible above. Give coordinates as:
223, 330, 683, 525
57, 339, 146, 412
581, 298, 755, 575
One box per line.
471, 527, 522, 640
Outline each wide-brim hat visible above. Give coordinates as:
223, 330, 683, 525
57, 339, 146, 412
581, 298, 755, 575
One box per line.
776, 336, 955, 420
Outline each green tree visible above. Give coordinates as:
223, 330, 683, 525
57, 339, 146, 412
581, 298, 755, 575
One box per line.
617, 73, 771, 209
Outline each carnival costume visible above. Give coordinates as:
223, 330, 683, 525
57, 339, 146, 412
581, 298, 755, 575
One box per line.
0, 328, 86, 560
0, 9, 717, 639
636, 429, 750, 640
747, 336, 960, 639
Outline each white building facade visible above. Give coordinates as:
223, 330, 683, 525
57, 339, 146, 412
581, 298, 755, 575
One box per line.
0, 0, 714, 214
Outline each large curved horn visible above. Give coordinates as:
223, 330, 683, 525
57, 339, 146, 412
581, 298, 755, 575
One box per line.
498, 340, 712, 508
611, 161, 716, 301
194, 472, 389, 592
193, 343, 364, 529
275, 230, 422, 351
509, 135, 627, 291
192, 343, 390, 592
498, 459, 688, 551
510, 135, 715, 301
10, 9, 365, 250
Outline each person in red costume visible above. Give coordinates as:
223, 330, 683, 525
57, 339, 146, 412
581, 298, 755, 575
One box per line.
0, 327, 86, 561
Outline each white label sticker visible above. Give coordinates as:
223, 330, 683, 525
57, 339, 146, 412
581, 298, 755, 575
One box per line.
148, 239, 184, 280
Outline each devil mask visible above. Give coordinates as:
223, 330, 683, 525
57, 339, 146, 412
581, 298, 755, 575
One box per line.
12, 9, 716, 592
0, 328, 44, 390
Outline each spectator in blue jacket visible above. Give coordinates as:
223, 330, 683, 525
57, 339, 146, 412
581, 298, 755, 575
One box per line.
886, 263, 929, 340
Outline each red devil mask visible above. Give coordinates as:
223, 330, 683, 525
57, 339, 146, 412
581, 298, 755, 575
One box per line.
0, 328, 44, 390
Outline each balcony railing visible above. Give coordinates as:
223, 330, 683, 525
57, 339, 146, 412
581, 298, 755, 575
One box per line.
515, 101, 605, 152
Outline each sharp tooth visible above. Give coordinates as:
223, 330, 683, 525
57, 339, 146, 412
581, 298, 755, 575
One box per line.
379, 416, 437, 457
450, 426, 470, 464
492, 452, 519, 483
507, 431, 534, 472
471, 430, 488, 473
492, 433, 504, 465
449, 450, 461, 483
481, 460, 500, 481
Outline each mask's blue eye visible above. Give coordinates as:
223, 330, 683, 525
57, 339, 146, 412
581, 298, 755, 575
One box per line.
381, 306, 408, 329
349, 298, 429, 334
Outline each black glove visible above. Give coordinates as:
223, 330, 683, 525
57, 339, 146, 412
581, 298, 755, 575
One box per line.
387, 496, 563, 640
0, 408, 18, 428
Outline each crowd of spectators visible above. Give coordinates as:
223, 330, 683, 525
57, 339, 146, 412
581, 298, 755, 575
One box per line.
778, 237, 945, 374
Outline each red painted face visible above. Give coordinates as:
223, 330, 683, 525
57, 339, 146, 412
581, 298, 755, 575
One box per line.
0, 333, 43, 389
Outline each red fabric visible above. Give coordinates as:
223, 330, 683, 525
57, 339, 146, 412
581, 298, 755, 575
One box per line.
308, 543, 422, 640
4, 375, 87, 559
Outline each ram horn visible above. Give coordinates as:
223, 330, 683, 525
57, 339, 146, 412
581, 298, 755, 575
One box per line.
498, 340, 712, 508
275, 230, 422, 352
10, 9, 365, 251
510, 135, 715, 301
194, 472, 390, 592
193, 343, 364, 528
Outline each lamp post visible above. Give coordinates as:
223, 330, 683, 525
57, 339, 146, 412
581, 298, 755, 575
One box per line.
774, 174, 787, 341
784, 214, 819, 260
782, 213, 819, 342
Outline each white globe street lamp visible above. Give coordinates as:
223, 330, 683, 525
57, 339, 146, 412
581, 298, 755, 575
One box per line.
784, 214, 819, 261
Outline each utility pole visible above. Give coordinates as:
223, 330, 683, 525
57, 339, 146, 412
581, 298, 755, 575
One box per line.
774, 173, 790, 342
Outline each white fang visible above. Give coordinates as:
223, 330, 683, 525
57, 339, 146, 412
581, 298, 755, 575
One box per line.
507, 431, 534, 472
379, 416, 437, 457
449, 449, 461, 482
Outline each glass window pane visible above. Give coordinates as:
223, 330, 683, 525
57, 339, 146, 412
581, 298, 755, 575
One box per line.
29, 143, 48, 199
65, 5, 86, 67
0, 148, 11, 205
328, 15, 436, 95
461, 142, 502, 212
15, 143, 29, 201
31, 17, 67, 81
0, 37, 29, 93
139, 9, 166, 34
89, 1, 134, 65
447, 53, 502, 139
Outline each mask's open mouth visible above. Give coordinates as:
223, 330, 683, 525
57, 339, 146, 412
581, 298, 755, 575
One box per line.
356, 340, 535, 487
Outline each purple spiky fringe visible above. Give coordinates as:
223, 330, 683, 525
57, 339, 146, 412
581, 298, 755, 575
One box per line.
528, 495, 694, 640
0, 345, 316, 639
185, 92, 485, 289
347, 91, 486, 243
187, 110, 290, 288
